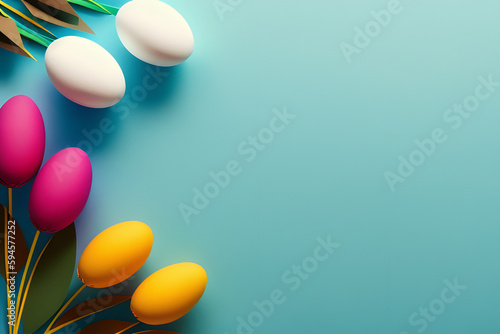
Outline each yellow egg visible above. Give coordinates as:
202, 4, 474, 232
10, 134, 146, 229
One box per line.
131, 262, 207, 325
77, 221, 153, 288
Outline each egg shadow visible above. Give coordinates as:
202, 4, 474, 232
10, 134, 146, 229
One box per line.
46, 53, 185, 156
158, 66, 184, 109
166, 308, 204, 333
140, 64, 184, 111
115, 48, 185, 115
0, 37, 51, 85
45, 82, 119, 152
0, 50, 23, 83
74, 188, 102, 256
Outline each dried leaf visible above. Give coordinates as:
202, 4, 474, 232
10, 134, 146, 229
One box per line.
0, 203, 28, 281
0, 0, 56, 37
21, 0, 93, 33
25, 0, 78, 24
51, 295, 131, 331
0, 15, 35, 59
22, 223, 76, 334
76, 320, 138, 334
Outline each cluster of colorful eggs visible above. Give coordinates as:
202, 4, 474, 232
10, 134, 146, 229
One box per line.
79, 221, 207, 325
0, 94, 207, 326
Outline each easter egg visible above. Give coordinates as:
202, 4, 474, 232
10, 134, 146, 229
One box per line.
45, 36, 126, 108
29, 148, 92, 232
0, 95, 45, 188
78, 221, 153, 288
116, 0, 194, 66
131, 262, 207, 324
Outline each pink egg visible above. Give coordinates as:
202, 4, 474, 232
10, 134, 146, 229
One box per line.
29, 148, 92, 232
0, 95, 45, 188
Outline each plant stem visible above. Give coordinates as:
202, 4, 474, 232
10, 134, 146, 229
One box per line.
44, 284, 86, 334
8, 188, 12, 216
13, 230, 40, 334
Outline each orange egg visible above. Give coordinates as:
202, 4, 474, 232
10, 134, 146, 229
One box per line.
131, 262, 207, 324
78, 221, 153, 288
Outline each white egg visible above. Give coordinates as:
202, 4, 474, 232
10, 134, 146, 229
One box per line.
45, 36, 126, 108
116, 0, 194, 67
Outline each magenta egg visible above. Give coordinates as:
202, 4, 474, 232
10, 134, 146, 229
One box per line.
0, 95, 45, 188
29, 148, 92, 232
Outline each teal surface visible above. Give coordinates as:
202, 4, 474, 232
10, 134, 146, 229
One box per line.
1, 0, 500, 333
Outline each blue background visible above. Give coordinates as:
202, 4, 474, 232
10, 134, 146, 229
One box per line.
1, 0, 500, 333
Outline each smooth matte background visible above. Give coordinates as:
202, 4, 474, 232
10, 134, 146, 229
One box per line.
1, 0, 500, 333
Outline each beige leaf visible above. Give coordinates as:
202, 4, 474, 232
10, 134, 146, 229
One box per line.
0, 15, 36, 59
21, 0, 94, 33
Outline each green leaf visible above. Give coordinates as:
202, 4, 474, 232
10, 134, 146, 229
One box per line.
16, 20, 55, 47
67, 0, 118, 15
18, 25, 50, 46
76, 320, 137, 334
50, 295, 131, 332
22, 223, 76, 334
0, 203, 28, 281
83, 0, 111, 14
